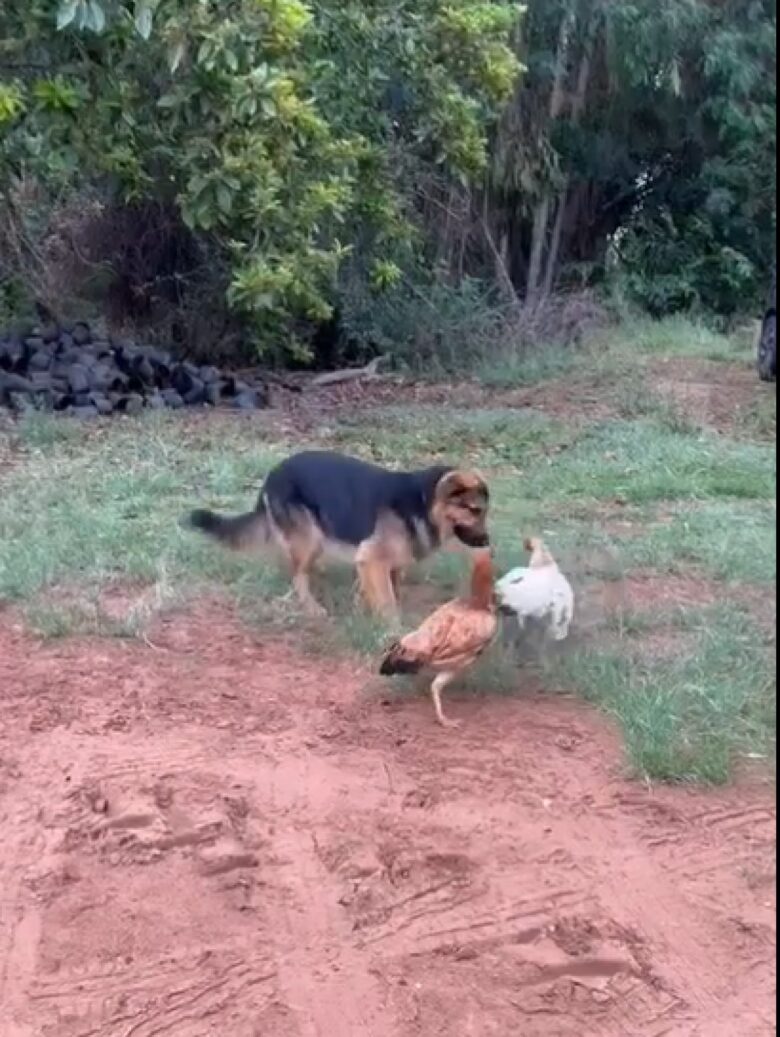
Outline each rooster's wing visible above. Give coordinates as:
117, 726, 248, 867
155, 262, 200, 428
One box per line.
398, 600, 498, 671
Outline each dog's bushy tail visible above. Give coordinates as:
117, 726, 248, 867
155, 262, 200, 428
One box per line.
187, 501, 269, 550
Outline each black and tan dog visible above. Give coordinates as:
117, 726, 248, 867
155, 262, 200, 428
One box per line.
187, 450, 490, 617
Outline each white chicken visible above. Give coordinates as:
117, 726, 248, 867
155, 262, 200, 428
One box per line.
496, 537, 574, 642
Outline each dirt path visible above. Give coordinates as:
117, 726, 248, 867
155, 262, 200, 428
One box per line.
0, 603, 775, 1037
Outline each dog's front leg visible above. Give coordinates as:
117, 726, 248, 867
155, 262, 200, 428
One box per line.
390, 568, 406, 602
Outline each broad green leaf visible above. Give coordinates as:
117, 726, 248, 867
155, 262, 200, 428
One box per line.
56, 1, 79, 30
135, 4, 154, 40
169, 40, 187, 73
216, 183, 233, 215
87, 1, 105, 33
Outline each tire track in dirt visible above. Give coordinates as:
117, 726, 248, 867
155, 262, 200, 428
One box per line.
257, 751, 399, 1037
0, 609, 775, 1037
0, 623, 70, 1035
318, 692, 774, 1037
1, 777, 54, 1037
28, 949, 280, 1037
4, 723, 399, 1037
1, 740, 288, 1037
28, 949, 278, 1037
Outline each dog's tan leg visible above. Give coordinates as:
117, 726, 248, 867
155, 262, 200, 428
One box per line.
390, 568, 405, 602
431, 672, 460, 729
287, 531, 326, 617
355, 543, 398, 618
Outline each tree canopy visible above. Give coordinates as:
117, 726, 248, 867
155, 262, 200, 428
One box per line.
0, 0, 775, 359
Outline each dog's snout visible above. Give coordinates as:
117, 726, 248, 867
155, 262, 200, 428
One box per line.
454, 524, 490, 548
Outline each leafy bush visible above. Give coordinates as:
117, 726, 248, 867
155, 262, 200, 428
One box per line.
339, 262, 608, 379
0, 0, 775, 360
618, 210, 770, 318
0, 0, 522, 359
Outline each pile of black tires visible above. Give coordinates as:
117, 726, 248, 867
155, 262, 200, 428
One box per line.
0, 321, 268, 417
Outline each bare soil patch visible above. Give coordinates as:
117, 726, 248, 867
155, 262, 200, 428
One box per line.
575, 570, 720, 641
618, 570, 721, 612
650, 358, 773, 437
1, 603, 775, 1037
266, 372, 616, 430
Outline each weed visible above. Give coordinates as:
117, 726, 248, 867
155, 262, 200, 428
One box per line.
554, 604, 775, 783
16, 411, 83, 452
328, 405, 569, 468
522, 421, 775, 505
605, 316, 749, 363
612, 384, 699, 436
624, 502, 777, 585
475, 346, 577, 390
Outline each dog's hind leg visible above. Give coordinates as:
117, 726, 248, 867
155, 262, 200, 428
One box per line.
286, 528, 326, 617
355, 541, 398, 619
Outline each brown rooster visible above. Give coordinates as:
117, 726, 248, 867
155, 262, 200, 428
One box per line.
379, 549, 497, 728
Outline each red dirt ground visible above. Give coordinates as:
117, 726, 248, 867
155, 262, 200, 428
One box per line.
649, 358, 775, 437
0, 601, 775, 1037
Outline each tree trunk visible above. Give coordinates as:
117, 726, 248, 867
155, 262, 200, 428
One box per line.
481, 193, 517, 308
526, 7, 575, 303
542, 17, 596, 298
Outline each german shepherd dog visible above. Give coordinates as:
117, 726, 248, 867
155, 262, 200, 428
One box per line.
187, 450, 490, 617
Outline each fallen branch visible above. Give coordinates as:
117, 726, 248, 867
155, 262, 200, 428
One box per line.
307, 355, 389, 390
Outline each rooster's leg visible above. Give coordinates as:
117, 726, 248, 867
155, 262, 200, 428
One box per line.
431, 672, 460, 729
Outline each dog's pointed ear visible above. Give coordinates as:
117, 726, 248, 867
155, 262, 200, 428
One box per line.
435, 470, 489, 500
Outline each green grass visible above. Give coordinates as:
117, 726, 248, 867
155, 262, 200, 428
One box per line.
328, 405, 571, 467
0, 320, 776, 786
0, 414, 287, 606
466, 314, 752, 392
520, 421, 775, 505
604, 315, 753, 362
14, 410, 84, 452
474, 345, 578, 389
623, 501, 777, 585
554, 604, 775, 784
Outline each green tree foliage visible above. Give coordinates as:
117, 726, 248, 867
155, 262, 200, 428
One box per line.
0, 0, 520, 355
483, 0, 776, 315
0, 0, 775, 359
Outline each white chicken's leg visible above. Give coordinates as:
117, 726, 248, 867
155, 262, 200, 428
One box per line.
513, 615, 527, 651
431, 672, 460, 729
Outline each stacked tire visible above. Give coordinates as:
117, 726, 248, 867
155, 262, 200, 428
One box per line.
0, 321, 268, 416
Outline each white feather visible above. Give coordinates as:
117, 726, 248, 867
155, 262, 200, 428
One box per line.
496, 555, 574, 641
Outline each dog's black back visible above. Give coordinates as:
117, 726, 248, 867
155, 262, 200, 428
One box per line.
262, 450, 452, 551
